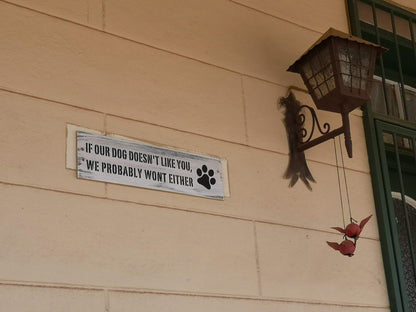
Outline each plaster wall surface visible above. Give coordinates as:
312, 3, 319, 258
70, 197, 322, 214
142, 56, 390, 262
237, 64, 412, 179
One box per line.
0, 0, 407, 310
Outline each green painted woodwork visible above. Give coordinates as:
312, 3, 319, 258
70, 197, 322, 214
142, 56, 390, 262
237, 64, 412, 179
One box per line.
347, 0, 416, 310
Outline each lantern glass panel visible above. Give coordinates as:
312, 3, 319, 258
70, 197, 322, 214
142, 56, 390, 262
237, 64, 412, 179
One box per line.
307, 73, 317, 89
352, 77, 360, 89
303, 62, 313, 79
361, 78, 367, 90
360, 47, 371, 67
316, 46, 334, 97
337, 41, 373, 92
300, 44, 336, 101
316, 71, 325, 85
320, 81, 330, 97
327, 77, 336, 91
320, 46, 332, 66
310, 55, 321, 73
323, 64, 334, 80
315, 88, 323, 99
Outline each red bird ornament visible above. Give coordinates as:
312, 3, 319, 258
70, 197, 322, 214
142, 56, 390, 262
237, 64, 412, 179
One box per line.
327, 239, 356, 257
331, 215, 372, 241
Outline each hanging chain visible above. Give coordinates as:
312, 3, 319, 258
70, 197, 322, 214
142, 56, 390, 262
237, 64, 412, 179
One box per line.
333, 138, 346, 228
338, 136, 356, 223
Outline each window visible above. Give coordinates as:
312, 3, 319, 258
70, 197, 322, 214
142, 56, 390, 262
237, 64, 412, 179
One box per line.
348, 1, 416, 311
392, 192, 416, 308
373, 121, 416, 312
371, 76, 416, 123
351, 0, 416, 123
371, 76, 402, 118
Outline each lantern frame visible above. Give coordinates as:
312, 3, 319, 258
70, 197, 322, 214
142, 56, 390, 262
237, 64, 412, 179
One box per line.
285, 28, 386, 158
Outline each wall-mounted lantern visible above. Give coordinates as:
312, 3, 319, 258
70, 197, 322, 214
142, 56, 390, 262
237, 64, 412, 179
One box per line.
281, 28, 385, 189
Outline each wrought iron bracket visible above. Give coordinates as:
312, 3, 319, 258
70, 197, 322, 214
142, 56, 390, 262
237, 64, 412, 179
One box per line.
296, 104, 353, 158
280, 92, 353, 190
285, 94, 353, 158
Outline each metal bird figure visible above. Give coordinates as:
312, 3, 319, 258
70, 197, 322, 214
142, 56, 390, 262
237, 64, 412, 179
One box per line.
331, 215, 372, 241
279, 92, 315, 190
327, 239, 356, 257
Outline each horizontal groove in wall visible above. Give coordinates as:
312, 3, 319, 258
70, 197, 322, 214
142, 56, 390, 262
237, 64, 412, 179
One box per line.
0, 279, 389, 309
0, 180, 379, 241
229, 0, 323, 34
0, 86, 368, 175
0, 0, 318, 87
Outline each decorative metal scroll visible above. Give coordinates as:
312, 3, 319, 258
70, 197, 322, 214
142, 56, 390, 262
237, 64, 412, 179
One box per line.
280, 91, 352, 190
297, 105, 331, 144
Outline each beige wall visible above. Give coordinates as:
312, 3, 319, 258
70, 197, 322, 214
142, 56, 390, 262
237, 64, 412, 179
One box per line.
0, 0, 400, 311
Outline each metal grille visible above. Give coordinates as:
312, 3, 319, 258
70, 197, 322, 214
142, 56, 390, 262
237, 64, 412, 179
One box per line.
348, 1, 416, 310
351, 0, 416, 123
393, 198, 416, 309
377, 121, 416, 311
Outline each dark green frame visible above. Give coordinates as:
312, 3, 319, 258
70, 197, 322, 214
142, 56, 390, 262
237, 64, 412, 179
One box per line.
347, 0, 416, 311
375, 119, 416, 311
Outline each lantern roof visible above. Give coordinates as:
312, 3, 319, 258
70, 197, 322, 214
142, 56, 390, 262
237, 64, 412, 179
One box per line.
287, 28, 386, 73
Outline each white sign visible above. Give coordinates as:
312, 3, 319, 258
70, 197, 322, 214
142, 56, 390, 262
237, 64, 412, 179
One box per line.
77, 132, 224, 200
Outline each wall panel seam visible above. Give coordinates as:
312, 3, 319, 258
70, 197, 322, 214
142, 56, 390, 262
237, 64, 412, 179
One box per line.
0, 0, 314, 86
0, 279, 389, 309
0, 181, 380, 241
228, 0, 323, 34
0, 87, 370, 174
252, 221, 263, 296
101, 0, 106, 30
240, 76, 249, 145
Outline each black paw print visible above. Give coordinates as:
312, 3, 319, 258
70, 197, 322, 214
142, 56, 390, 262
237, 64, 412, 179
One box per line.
197, 165, 216, 190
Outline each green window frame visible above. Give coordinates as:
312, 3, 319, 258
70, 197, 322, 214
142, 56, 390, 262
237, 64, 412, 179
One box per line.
347, 1, 416, 311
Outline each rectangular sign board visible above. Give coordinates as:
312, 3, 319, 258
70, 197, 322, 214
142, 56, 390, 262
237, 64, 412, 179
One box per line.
77, 132, 224, 200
